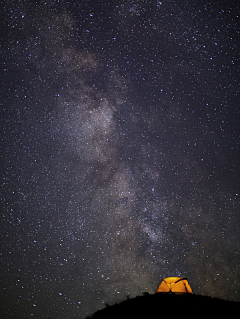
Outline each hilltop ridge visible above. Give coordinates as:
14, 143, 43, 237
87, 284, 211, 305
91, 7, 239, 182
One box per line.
87, 293, 240, 318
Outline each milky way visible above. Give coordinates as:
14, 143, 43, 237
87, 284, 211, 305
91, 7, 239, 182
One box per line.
1, 1, 240, 318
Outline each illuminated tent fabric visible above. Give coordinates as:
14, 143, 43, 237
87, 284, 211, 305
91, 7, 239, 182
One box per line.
156, 277, 193, 294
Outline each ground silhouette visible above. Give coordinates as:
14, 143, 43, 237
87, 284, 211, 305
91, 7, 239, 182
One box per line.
86, 292, 240, 318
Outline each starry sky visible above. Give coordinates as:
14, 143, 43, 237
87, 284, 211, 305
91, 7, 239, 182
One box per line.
1, 0, 240, 318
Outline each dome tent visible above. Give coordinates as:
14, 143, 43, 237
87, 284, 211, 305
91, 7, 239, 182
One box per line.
156, 277, 193, 294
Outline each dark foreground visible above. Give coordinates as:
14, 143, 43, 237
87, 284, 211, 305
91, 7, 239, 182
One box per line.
87, 293, 240, 318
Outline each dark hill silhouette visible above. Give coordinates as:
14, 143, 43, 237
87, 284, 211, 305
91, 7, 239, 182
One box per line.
86, 293, 240, 318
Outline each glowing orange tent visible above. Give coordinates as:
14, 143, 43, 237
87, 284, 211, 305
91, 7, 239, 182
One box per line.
156, 277, 193, 294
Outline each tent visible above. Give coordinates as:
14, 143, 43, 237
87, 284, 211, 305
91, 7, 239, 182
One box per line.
156, 277, 193, 294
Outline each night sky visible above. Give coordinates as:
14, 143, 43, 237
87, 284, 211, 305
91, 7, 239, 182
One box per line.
1, 0, 240, 318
